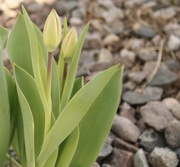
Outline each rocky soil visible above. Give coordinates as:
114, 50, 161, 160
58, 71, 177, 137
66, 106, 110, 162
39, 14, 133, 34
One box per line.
1, 0, 180, 167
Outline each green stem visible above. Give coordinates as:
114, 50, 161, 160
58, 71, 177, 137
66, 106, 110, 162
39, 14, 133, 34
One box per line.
58, 51, 65, 98
46, 52, 53, 108
62, 63, 68, 91
6, 153, 21, 167
44, 52, 53, 136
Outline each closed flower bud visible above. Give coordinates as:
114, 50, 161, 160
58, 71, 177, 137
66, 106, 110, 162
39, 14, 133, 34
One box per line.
61, 27, 78, 62
43, 9, 61, 52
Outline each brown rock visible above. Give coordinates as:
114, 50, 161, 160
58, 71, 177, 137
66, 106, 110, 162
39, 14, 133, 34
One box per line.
120, 102, 136, 123
112, 115, 141, 143
114, 137, 139, 153
109, 148, 134, 167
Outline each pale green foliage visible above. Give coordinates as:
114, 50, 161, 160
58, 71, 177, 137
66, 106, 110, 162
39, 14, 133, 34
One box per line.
0, 7, 123, 167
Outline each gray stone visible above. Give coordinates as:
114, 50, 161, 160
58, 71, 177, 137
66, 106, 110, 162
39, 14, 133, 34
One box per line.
162, 98, 180, 110
149, 147, 179, 167
79, 50, 98, 69
133, 23, 156, 38
124, 0, 145, 8
105, 132, 116, 145
164, 23, 180, 37
53, 1, 78, 14
26, 3, 44, 13
130, 38, 145, 50
138, 50, 157, 61
143, 62, 165, 75
103, 34, 119, 46
120, 102, 136, 123
175, 148, 180, 160
162, 98, 180, 120
165, 59, 180, 71
172, 105, 180, 121
123, 87, 163, 105
139, 129, 166, 152
152, 35, 161, 46
128, 71, 147, 83
153, 7, 177, 20
134, 149, 149, 167
102, 7, 124, 23
69, 17, 83, 26
112, 115, 140, 143
98, 48, 113, 63
165, 120, 180, 149
120, 49, 136, 63
123, 81, 136, 91
98, 143, 113, 161
109, 21, 124, 35
143, 62, 178, 86
140, 101, 175, 131
98, 0, 115, 9
167, 34, 180, 51
72, 9, 83, 18
83, 32, 102, 49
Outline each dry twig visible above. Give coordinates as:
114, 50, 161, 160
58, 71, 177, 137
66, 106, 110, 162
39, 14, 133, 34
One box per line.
142, 39, 165, 88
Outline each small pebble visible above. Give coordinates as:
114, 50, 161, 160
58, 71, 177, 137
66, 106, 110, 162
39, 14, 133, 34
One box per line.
167, 34, 180, 51
149, 147, 179, 167
112, 115, 140, 143
139, 129, 166, 152
103, 34, 119, 46
128, 71, 147, 83
165, 120, 180, 149
134, 149, 149, 167
98, 143, 113, 161
123, 87, 163, 105
153, 7, 177, 20
140, 101, 175, 131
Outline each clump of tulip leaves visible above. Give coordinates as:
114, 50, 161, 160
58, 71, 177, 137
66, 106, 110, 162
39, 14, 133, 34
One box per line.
0, 7, 123, 167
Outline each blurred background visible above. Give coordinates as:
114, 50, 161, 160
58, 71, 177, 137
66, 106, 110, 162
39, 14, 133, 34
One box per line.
2, 0, 180, 167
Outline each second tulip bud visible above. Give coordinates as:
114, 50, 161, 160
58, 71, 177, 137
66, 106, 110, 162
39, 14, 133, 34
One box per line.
61, 27, 78, 62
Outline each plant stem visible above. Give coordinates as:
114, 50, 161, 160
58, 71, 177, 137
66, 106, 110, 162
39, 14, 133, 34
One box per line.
44, 52, 53, 136
62, 62, 68, 90
46, 52, 53, 108
6, 153, 22, 167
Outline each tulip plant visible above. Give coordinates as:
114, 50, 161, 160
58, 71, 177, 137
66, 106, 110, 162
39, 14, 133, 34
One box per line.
0, 7, 123, 167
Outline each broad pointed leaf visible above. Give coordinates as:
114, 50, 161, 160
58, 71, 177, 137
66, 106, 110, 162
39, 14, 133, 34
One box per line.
55, 127, 79, 167
36, 65, 119, 166
14, 65, 45, 158
70, 67, 123, 167
0, 26, 10, 166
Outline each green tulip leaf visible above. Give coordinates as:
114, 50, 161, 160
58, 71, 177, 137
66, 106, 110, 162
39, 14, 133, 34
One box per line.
0, 26, 10, 166
36, 65, 119, 166
51, 59, 60, 119
6, 14, 33, 76
15, 66, 35, 167
55, 126, 79, 167
4, 68, 18, 145
14, 65, 45, 158
70, 67, 123, 167
70, 77, 84, 99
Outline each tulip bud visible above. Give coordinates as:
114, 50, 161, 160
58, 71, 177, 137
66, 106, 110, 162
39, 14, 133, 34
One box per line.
43, 9, 61, 52
61, 27, 78, 62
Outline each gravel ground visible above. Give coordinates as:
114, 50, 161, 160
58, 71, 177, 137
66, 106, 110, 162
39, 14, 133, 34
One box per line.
1, 0, 180, 167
